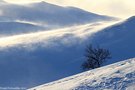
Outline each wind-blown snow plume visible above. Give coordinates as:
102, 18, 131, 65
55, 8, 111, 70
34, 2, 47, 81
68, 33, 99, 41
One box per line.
0, 21, 118, 49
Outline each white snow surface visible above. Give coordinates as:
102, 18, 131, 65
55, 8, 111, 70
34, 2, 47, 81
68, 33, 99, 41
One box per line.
29, 58, 135, 90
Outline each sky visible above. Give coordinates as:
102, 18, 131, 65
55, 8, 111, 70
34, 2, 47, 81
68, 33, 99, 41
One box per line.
3, 0, 135, 18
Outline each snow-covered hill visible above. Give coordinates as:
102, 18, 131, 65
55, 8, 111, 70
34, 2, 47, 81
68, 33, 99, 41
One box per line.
90, 16, 135, 64
29, 58, 135, 90
0, 1, 115, 28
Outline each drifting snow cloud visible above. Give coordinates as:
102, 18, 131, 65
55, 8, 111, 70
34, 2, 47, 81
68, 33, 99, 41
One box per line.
0, 21, 118, 49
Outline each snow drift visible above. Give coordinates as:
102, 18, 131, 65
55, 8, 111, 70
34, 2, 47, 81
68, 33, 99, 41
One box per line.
29, 58, 135, 90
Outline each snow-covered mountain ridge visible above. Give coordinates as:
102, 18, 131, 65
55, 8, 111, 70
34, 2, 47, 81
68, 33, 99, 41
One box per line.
0, 1, 116, 31
0, 1, 117, 37
29, 58, 135, 90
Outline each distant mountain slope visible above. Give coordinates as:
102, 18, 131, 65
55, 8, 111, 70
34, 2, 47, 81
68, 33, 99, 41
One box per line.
90, 16, 135, 64
0, 1, 115, 27
29, 58, 135, 90
0, 21, 46, 36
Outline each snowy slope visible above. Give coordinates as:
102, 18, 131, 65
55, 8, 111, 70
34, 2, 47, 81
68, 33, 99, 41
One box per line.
0, 21, 46, 36
0, 1, 115, 28
90, 16, 135, 64
29, 58, 135, 90
0, 1, 116, 36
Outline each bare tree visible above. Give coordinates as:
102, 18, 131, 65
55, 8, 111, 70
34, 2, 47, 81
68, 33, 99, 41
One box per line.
82, 44, 111, 70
